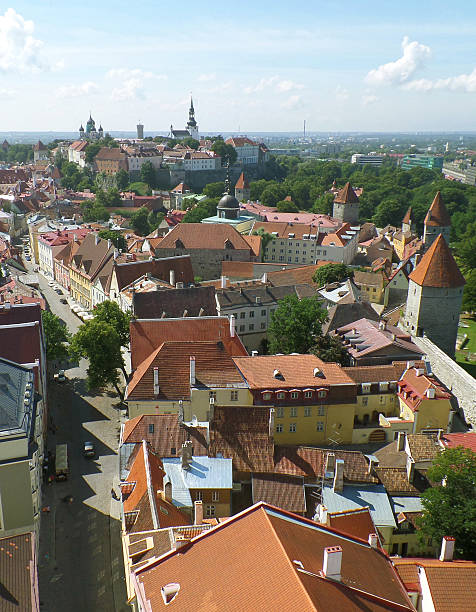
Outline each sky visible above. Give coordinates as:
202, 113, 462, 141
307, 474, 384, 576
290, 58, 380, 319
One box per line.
2, 0, 476, 133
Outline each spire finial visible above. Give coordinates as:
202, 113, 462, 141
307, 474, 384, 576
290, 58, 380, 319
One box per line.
224, 159, 231, 195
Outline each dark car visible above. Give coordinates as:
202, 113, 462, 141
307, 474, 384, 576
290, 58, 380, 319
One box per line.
83, 441, 95, 458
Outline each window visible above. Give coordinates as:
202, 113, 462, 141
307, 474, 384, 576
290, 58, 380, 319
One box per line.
171, 447, 176, 455
240, 312, 246, 319
290, 406, 297, 417
230, 390, 238, 401
261, 322, 266, 329
249, 324, 254, 331
318, 390, 327, 398
277, 392, 285, 400
289, 423, 296, 432
206, 505, 215, 518
209, 391, 216, 400
212, 491, 219, 502
263, 392, 272, 400
249, 311, 254, 318
304, 406, 311, 417
317, 406, 325, 416
261, 309, 266, 316
362, 383, 371, 394
276, 424, 283, 433
276, 406, 284, 417
303, 390, 312, 399
379, 395, 386, 405
291, 391, 299, 399
362, 397, 368, 406
195, 491, 203, 501
316, 421, 324, 431
240, 325, 245, 332
148, 424, 154, 433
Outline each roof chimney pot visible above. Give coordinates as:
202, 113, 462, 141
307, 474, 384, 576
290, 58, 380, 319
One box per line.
323, 546, 342, 581
439, 536, 455, 562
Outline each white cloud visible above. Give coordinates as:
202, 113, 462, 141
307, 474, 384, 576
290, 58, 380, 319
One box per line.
366, 36, 431, 86
111, 78, 143, 101
197, 72, 216, 82
106, 68, 166, 80
281, 95, 303, 110
245, 76, 304, 94
57, 81, 99, 98
362, 94, 379, 106
0, 87, 16, 98
0, 8, 45, 71
335, 85, 349, 102
403, 68, 476, 92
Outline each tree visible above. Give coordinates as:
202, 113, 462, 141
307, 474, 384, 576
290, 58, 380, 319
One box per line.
211, 139, 237, 165
276, 200, 299, 213
85, 142, 102, 164
252, 228, 274, 261
147, 210, 165, 231
129, 181, 151, 196
98, 230, 127, 251
372, 198, 406, 228
140, 161, 157, 188
455, 222, 476, 271
182, 198, 219, 223
42, 311, 70, 360
462, 270, 476, 313
417, 447, 476, 560
81, 200, 109, 223
312, 264, 353, 287
268, 295, 328, 354
181, 137, 199, 150
310, 335, 350, 366
116, 168, 129, 190
92, 300, 131, 346
70, 319, 126, 398
203, 182, 225, 198
131, 206, 151, 236
261, 184, 287, 206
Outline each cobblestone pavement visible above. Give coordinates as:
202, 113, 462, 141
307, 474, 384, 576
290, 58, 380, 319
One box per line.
31, 270, 128, 611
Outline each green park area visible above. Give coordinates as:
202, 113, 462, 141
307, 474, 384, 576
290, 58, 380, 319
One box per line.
456, 315, 476, 378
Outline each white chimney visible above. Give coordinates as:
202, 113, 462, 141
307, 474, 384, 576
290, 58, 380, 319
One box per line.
261, 272, 268, 283
368, 533, 378, 548
439, 536, 455, 561
426, 387, 436, 399
95, 233, 99, 245
169, 269, 175, 286
415, 368, 425, 377
220, 275, 227, 289
229, 314, 235, 337
172, 535, 190, 550
333, 459, 344, 492
189, 356, 196, 386
194, 500, 203, 525
153, 367, 159, 396
269, 408, 275, 437
251, 350, 258, 357
323, 546, 342, 581
325, 453, 336, 475
397, 431, 406, 452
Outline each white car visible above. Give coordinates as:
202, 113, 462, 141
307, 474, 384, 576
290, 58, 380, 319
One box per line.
48, 280, 55, 287
83, 441, 95, 458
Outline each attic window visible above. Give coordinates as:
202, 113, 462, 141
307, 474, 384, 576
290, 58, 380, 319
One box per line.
161, 583, 180, 605
362, 383, 371, 394
148, 424, 154, 433
171, 447, 176, 455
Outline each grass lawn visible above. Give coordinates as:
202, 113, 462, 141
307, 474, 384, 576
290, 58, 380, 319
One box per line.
456, 315, 476, 378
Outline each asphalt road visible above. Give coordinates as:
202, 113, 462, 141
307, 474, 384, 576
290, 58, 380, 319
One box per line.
25, 267, 128, 611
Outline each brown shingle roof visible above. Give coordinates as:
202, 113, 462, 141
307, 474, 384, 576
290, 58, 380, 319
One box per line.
209, 405, 274, 472
122, 414, 208, 457
113, 256, 194, 291
132, 286, 217, 319
374, 467, 429, 495
156, 223, 253, 251
70, 233, 114, 281
326, 507, 379, 543
274, 447, 378, 483
342, 361, 416, 384
95, 147, 127, 161
334, 182, 360, 204
424, 192, 451, 227
0, 532, 36, 612
408, 234, 465, 288
252, 473, 306, 513
406, 434, 440, 463
133, 503, 414, 612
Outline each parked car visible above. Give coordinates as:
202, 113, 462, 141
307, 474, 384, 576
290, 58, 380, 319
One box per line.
25, 256, 31, 261
60, 298, 68, 304
48, 280, 55, 287
83, 441, 95, 458
54, 370, 66, 382
55, 289, 62, 295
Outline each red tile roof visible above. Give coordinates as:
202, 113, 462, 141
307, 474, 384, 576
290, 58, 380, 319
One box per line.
398, 367, 451, 412
156, 223, 254, 251
424, 192, 451, 227
130, 316, 247, 371
113, 256, 194, 291
235, 172, 250, 189
402, 207, 413, 225
334, 182, 360, 204
0, 532, 37, 612
133, 503, 414, 612
408, 234, 465, 288
326, 507, 379, 544
252, 473, 306, 513
440, 432, 476, 452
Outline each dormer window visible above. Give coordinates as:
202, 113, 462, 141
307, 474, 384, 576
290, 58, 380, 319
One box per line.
262, 391, 272, 400
317, 389, 328, 399
362, 383, 371, 394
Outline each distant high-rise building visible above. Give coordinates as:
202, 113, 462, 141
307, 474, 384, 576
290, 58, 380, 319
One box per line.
332, 182, 360, 225
404, 234, 465, 356
137, 123, 144, 139
351, 154, 384, 166
401, 154, 443, 171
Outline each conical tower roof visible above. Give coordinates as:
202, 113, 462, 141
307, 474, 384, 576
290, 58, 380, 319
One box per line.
235, 172, 249, 189
424, 192, 451, 227
409, 234, 465, 288
334, 182, 359, 204
402, 207, 413, 225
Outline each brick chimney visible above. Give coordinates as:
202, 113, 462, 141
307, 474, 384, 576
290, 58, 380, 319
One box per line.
194, 500, 203, 525
368, 533, 378, 548
323, 546, 342, 581
333, 459, 344, 492
439, 536, 455, 561
181, 441, 193, 470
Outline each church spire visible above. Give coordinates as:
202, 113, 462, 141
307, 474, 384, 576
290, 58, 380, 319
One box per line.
224, 159, 231, 195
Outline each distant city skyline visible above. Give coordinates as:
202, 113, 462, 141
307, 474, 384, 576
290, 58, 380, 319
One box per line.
3, 1, 476, 132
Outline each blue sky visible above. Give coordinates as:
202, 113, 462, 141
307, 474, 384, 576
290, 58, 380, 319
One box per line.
2, 1, 476, 132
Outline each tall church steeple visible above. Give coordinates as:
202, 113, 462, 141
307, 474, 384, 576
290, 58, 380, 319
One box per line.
186, 95, 199, 140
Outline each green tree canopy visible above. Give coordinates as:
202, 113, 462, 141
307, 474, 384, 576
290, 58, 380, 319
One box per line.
147, 210, 165, 232
211, 139, 237, 165
116, 168, 129, 190
312, 264, 353, 287
181, 137, 200, 150
417, 447, 476, 560
98, 230, 127, 251
140, 161, 157, 188
203, 182, 225, 198
276, 200, 299, 213
310, 334, 350, 366
131, 206, 151, 236
455, 222, 476, 271
85, 142, 102, 164
81, 200, 110, 223
129, 181, 151, 196
268, 295, 328, 354
42, 311, 70, 360
462, 270, 476, 313
182, 198, 218, 223
92, 300, 131, 346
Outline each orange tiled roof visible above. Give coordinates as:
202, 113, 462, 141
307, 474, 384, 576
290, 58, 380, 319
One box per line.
398, 367, 451, 411
402, 207, 413, 225
424, 192, 451, 227
133, 502, 414, 612
440, 432, 476, 452
252, 473, 306, 514
232, 354, 354, 389
235, 172, 249, 189
409, 234, 465, 288
327, 507, 379, 544
334, 182, 359, 204
157, 222, 254, 251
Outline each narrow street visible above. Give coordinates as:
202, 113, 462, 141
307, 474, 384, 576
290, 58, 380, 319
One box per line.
30, 271, 128, 611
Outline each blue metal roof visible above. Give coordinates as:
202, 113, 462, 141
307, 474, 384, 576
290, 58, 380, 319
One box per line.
162, 457, 233, 508
322, 483, 396, 528
390, 496, 423, 514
